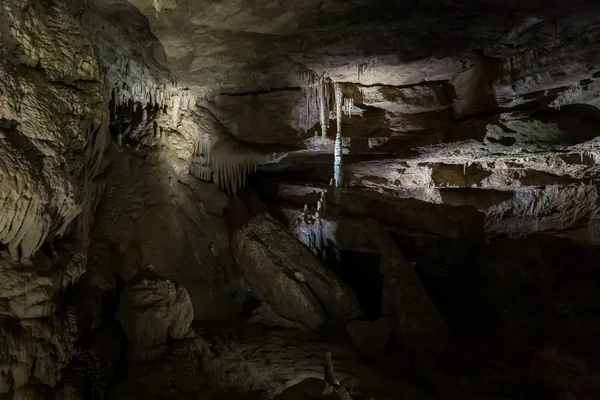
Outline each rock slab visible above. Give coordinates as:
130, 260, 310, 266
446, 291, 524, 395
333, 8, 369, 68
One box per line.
232, 213, 360, 331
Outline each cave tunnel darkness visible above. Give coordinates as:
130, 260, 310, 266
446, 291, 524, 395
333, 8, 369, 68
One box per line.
3, 0, 600, 399
331, 250, 384, 321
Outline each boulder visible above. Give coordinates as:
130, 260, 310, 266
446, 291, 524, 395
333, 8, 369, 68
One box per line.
116, 273, 193, 360
232, 213, 360, 331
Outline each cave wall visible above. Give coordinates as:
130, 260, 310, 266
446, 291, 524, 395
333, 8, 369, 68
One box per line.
0, 0, 110, 395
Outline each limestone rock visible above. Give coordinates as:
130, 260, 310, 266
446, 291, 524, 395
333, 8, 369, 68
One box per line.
114, 327, 425, 399
0, 306, 82, 392
232, 213, 360, 331
116, 273, 194, 360
92, 144, 242, 320
4, 0, 600, 398
0, 0, 111, 392
0, 248, 86, 320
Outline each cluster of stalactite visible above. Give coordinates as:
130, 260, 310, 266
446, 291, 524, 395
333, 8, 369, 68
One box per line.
300, 75, 349, 191
189, 107, 288, 194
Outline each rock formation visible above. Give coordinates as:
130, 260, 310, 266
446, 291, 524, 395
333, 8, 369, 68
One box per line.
1, 0, 600, 399
232, 213, 360, 331
116, 270, 194, 361
0, 0, 109, 393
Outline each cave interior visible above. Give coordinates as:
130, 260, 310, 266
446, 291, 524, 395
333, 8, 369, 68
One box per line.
1, 0, 600, 399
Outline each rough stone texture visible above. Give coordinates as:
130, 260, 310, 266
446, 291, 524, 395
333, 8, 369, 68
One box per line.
0, 0, 110, 394
91, 143, 245, 319
116, 272, 193, 360
112, 324, 428, 400
232, 213, 360, 331
260, 136, 600, 244
0, 306, 81, 390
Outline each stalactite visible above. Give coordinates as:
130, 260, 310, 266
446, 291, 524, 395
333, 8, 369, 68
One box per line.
171, 95, 181, 125
334, 132, 343, 188
304, 86, 310, 132
334, 83, 343, 135
297, 67, 321, 134
191, 121, 288, 195
318, 78, 328, 139
303, 85, 319, 134
343, 97, 354, 119
333, 83, 344, 198
357, 59, 376, 81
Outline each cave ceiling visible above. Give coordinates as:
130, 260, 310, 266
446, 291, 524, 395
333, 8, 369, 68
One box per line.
84, 0, 599, 94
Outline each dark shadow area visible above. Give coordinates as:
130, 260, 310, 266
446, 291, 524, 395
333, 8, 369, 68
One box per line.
331, 251, 383, 321
535, 103, 600, 145
439, 187, 515, 208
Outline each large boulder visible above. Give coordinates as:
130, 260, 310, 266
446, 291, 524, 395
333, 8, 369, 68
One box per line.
116, 272, 193, 361
232, 213, 360, 331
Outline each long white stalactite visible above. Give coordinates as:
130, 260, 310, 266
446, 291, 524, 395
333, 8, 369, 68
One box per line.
334, 82, 343, 190
332, 82, 344, 205
318, 77, 330, 139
